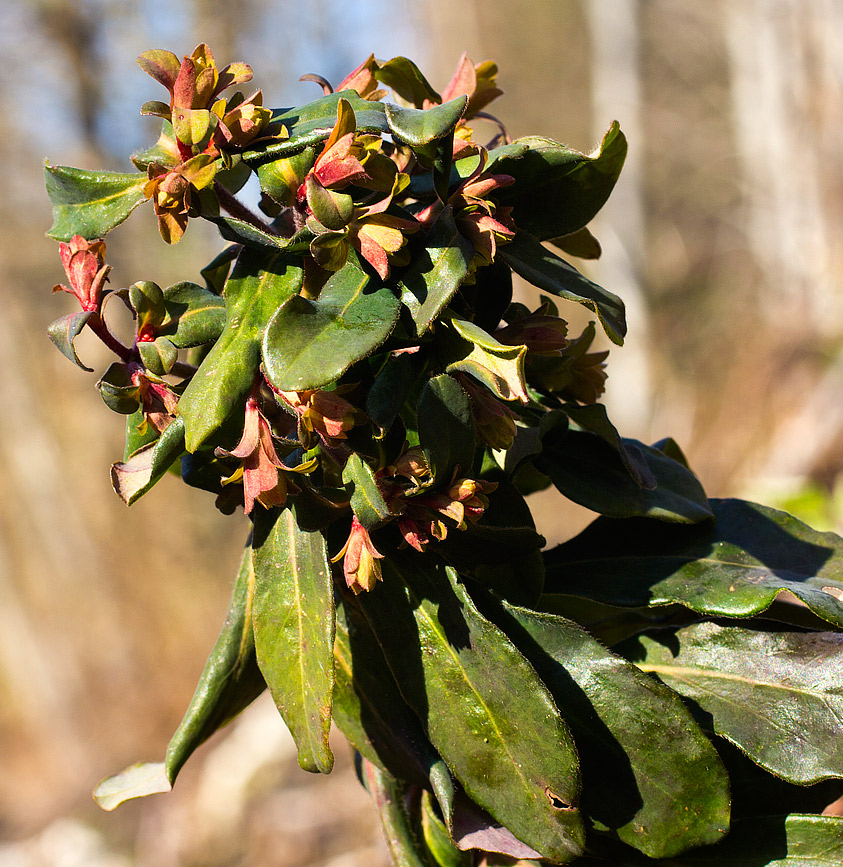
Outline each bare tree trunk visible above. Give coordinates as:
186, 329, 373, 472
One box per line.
584, 0, 652, 437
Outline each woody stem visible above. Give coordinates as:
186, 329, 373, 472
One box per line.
214, 183, 278, 235
88, 312, 133, 361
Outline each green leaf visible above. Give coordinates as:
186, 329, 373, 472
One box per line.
97, 362, 141, 415
536, 432, 713, 523
399, 206, 475, 336
385, 96, 468, 147
476, 597, 729, 858
252, 508, 335, 774
417, 374, 476, 483
366, 348, 429, 432
374, 56, 441, 106
342, 453, 391, 529
138, 337, 178, 376
357, 555, 585, 864
262, 252, 399, 392
488, 123, 627, 240
442, 316, 529, 403
47, 310, 94, 370
178, 249, 303, 453
45, 163, 148, 241
163, 540, 266, 781
110, 417, 185, 505
93, 542, 266, 811
501, 231, 626, 346
360, 760, 430, 867
543, 499, 843, 630
622, 622, 843, 785
669, 814, 843, 866
123, 408, 159, 460
159, 281, 226, 348
549, 227, 602, 260
334, 600, 443, 787
420, 789, 471, 867
206, 215, 313, 252
257, 147, 317, 206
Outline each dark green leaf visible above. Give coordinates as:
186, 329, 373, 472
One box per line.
549, 227, 602, 260
669, 814, 843, 866
342, 453, 391, 529
420, 789, 471, 867
501, 231, 626, 346
357, 555, 585, 863
178, 249, 303, 453
399, 207, 475, 335
45, 163, 148, 241
47, 310, 94, 370
488, 123, 627, 240
543, 499, 843, 630
622, 622, 843, 785
97, 362, 140, 415
262, 253, 399, 392
159, 281, 226, 348
93, 541, 266, 810
110, 417, 185, 505
205, 214, 313, 252
252, 508, 335, 773
366, 348, 429, 432
417, 374, 476, 483
385, 96, 468, 147
123, 408, 159, 460
334, 600, 443, 787
536, 432, 713, 523
476, 597, 730, 858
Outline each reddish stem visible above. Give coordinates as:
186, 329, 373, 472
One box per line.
87, 312, 133, 361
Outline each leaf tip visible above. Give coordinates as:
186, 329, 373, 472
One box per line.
93, 761, 171, 811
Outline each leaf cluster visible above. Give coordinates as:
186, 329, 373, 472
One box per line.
45, 46, 843, 866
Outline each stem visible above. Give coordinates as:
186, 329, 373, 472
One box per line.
170, 360, 198, 379
88, 312, 133, 362
214, 183, 278, 235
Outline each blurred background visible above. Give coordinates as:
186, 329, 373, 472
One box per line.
2, 0, 843, 864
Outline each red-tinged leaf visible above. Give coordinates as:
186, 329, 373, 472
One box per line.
137, 49, 180, 91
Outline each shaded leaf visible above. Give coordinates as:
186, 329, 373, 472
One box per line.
475, 597, 730, 858
543, 499, 843, 630
110, 417, 185, 505
417, 374, 476, 483
420, 789, 471, 867
501, 231, 626, 346
252, 508, 335, 773
536, 432, 712, 523
45, 164, 148, 241
549, 227, 602, 260
367, 348, 429, 432
206, 214, 313, 252
488, 123, 627, 240
47, 310, 94, 370
357, 554, 585, 863
178, 249, 303, 453
262, 252, 399, 392
385, 96, 468, 147
400, 207, 475, 336
622, 622, 843, 785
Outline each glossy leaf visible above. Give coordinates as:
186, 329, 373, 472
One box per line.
262, 253, 399, 392
342, 453, 391, 529
45, 164, 148, 241
47, 310, 94, 370
670, 814, 843, 866
93, 542, 266, 809
164, 540, 266, 780
420, 790, 470, 867
257, 147, 317, 206
488, 123, 627, 241
399, 206, 475, 336
334, 600, 444, 787
357, 554, 585, 864
476, 597, 730, 858
543, 499, 843, 630
138, 337, 178, 375
178, 249, 303, 453
536, 432, 713, 523
366, 348, 429, 431
374, 56, 441, 106
159, 281, 226, 348
251, 507, 335, 774
385, 96, 468, 147
623, 622, 843, 785
110, 417, 185, 505
501, 231, 626, 346
417, 374, 476, 483
206, 214, 314, 252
